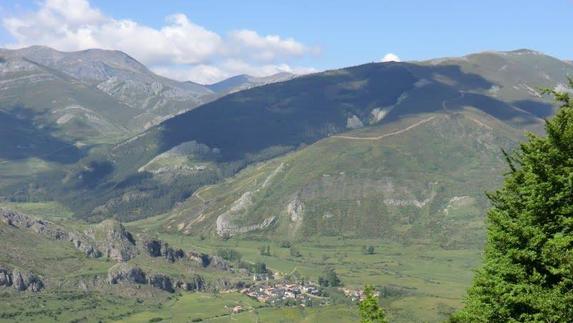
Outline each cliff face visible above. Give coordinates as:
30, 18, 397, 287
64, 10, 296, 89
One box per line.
0, 208, 136, 261
0, 267, 44, 292
0, 208, 244, 295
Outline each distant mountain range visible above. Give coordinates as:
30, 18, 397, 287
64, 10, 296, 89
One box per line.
0, 46, 302, 168
206, 72, 296, 95
142, 49, 573, 242
1, 47, 572, 228
0, 46, 215, 143
2, 46, 573, 322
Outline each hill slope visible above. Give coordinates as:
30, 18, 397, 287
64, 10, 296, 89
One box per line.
158, 109, 519, 246
49, 49, 572, 221
0, 46, 218, 196
0, 46, 215, 139
206, 72, 296, 95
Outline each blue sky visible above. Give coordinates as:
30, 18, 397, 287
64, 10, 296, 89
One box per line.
1, 0, 572, 83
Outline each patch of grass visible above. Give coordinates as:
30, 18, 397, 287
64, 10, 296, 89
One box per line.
0, 201, 74, 219
119, 292, 262, 323
135, 232, 480, 322
0, 291, 158, 323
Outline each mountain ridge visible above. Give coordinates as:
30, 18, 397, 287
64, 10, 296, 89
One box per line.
206, 72, 296, 94
36, 48, 572, 222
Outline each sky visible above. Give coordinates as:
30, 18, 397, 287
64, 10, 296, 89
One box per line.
0, 0, 572, 84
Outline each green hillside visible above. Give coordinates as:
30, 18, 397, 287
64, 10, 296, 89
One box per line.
2, 49, 573, 323
42, 50, 571, 222
155, 110, 517, 243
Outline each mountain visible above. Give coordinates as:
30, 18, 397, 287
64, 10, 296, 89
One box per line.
0, 46, 218, 196
0, 48, 134, 144
0, 46, 215, 137
3, 48, 573, 323
0, 207, 251, 322
161, 110, 518, 246
206, 72, 296, 95
39, 49, 573, 222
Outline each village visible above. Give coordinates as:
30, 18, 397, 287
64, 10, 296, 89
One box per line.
241, 280, 324, 306
240, 277, 375, 308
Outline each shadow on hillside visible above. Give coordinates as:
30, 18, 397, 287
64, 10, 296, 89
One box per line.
155, 62, 551, 163
0, 108, 82, 164
512, 100, 555, 118
381, 64, 547, 127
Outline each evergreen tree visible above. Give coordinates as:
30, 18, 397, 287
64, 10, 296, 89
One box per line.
454, 80, 573, 321
359, 285, 387, 323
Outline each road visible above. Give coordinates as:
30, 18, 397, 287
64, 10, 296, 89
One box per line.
330, 116, 436, 141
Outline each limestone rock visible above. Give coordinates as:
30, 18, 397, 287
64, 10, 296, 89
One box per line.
148, 274, 174, 293
6, 270, 44, 292
107, 263, 147, 284
85, 219, 137, 262
0, 267, 12, 287
143, 239, 185, 262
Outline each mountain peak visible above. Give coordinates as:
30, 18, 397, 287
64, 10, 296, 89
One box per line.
206, 72, 295, 94
505, 48, 544, 55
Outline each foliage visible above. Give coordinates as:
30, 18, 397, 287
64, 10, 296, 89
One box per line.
454, 80, 573, 321
279, 241, 292, 248
362, 245, 375, 255
289, 246, 302, 257
216, 248, 242, 262
359, 285, 387, 323
259, 245, 271, 256
319, 267, 342, 287
253, 262, 268, 274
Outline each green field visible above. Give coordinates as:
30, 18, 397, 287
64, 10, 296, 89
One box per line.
0, 201, 74, 220
119, 292, 360, 323
0, 290, 169, 323
127, 225, 482, 322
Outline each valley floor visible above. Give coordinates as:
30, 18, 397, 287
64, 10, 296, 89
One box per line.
121, 222, 482, 322
1, 202, 482, 323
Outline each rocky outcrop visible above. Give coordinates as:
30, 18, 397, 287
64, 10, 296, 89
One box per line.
1, 208, 98, 258
164, 247, 185, 263
148, 274, 174, 293
287, 198, 304, 222
144, 240, 162, 257
85, 220, 137, 262
0, 267, 44, 292
107, 263, 147, 284
176, 275, 205, 291
346, 114, 364, 129
107, 264, 177, 293
0, 209, 136, 261
12, 272, 26, 291
143, 239, 186, 263
187, 251, 230, 271
0, 208, 67, 239
188, 251, 211, 267
69, 233, 102, 258
207, 256, 231, 271
216, 163, 284, 237
0, 267, 12, 287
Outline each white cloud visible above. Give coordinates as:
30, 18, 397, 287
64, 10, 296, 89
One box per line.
227, 30, 318, 62
1, 0, 319, 83
381, 53, 401, 62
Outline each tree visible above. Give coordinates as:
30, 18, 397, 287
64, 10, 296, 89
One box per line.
319, 267, 341, 287
362, 245, 375, 255
289, 246, 302, 257
359, 285, 387, 323
454, 80, 573, 321
259, 245, 271, 256
253, 262, 267, 274
216, 248, 242, 262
